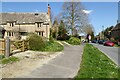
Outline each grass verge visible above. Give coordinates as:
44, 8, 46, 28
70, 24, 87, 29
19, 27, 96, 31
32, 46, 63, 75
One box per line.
42, 41, 64, 52
1, 56, 20, 64
0, 55, 5, 60
114, 44, 120, 47
75, 44, 119, 79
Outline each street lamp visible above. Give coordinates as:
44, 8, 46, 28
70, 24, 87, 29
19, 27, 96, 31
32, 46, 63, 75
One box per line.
102, 26, 105, 40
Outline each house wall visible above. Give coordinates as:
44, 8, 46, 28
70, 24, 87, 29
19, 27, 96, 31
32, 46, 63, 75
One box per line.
2, 22, 50, 40
111, 29, 120, 40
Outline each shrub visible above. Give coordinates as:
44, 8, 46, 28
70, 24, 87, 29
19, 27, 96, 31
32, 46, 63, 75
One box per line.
0, 55, 5, 60
28, 33, 45, 51
49, 36, 54, 43
57, 34, 70, 41
67, 37, 80, 45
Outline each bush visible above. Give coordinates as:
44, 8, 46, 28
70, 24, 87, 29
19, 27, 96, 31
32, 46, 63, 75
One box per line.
0, 55, 5, 60
67, 37, 80, 45
49, 36, 54, 43
28, 34, 45, 51
57, 34, 70, 41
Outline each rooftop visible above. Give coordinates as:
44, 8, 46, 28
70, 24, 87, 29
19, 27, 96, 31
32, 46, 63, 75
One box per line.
0, 12, 50, 24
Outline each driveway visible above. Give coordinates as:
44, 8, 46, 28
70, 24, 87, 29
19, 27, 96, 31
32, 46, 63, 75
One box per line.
17, 43, 84, 78
92, 43, 120, 66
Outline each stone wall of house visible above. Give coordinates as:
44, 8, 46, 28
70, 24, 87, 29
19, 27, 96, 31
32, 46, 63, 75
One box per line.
2, 22, 50, 40
111, 29, 120, 40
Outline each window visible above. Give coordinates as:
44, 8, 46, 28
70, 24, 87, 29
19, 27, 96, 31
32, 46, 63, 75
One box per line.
10, 23, 14, 27
20, 32, 28, 36
37, 32, 43, 36
38, 32, 41, 35
11, 32, 14, 36
7, 32, 14, 36
42, 32, 43, 36
37, 23, 42, 28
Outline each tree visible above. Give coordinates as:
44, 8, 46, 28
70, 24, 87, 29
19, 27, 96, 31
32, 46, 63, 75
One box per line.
83, 24, 94, 34
58, 20, 67, 40
104, 26, 113, 40
52, 18, 59, 39
61, 1, 89, 36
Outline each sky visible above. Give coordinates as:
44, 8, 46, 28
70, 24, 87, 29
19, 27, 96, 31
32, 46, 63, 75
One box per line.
1, 2, 118, 35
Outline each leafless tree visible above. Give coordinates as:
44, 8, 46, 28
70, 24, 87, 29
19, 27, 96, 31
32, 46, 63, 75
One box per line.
83, 24, 94, 35
61, 1, 94, 36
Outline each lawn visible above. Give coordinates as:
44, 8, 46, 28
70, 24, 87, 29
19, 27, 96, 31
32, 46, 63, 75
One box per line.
75, 44, 119, 79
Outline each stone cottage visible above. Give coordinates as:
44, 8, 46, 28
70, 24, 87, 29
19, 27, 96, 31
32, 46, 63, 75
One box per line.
111, 23, 120, 41
0, 4, 51, 40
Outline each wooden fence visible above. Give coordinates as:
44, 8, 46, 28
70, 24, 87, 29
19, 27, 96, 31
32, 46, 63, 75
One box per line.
0, 39, 5, 54
11, 40, 29, 52
0, 38, 29, 56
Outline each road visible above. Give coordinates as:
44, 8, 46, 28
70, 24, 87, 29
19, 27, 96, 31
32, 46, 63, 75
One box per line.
92, 43, 120, 66
17, 43, 84, 78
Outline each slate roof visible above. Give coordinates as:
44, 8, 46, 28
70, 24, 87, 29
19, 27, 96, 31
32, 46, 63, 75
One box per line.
0, 12, 49, 24
112, 23, 120, 31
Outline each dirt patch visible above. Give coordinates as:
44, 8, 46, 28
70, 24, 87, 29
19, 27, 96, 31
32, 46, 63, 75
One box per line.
0, 51, 63, 78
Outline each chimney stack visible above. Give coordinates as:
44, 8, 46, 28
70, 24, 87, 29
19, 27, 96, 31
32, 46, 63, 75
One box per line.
47, 4, 51, 18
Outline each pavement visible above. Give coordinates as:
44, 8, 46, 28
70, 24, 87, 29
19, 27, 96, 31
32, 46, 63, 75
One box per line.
17, 42, 84, 78
92, 43, 120, 66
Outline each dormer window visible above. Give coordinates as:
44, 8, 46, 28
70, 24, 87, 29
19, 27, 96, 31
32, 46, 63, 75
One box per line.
37, 23, 42, 28
10, 23, 14, 27
35, 13, 39, 16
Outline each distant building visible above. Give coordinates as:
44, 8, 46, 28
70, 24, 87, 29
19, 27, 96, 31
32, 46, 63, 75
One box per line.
99, 32, 104, 40
111, 23, 120, 41
0, 4, 51, 40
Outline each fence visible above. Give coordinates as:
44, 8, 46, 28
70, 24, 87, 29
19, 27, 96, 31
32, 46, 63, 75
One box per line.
0, 39, 5, 54
0, 38, 29, 57
11, 40, 29, 52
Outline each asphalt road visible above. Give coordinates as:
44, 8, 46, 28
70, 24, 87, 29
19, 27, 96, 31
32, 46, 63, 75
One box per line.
92, 43, 120, 66
17, 43, 84, 78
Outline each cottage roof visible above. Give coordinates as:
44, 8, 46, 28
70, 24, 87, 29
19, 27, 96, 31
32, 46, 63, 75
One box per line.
112, 23, 120, 31
0, 12, 49, 24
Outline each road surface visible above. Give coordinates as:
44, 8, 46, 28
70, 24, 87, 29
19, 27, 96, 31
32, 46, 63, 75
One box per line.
92, 43, 120, 66
17, 43, 84, 78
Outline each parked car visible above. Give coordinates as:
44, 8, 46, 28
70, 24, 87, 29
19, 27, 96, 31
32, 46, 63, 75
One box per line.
91, 40, 98, 43
98, 40, 106, 44
104, 41, 114, 47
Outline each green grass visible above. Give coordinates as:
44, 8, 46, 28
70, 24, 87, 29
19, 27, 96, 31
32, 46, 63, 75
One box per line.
75, 44, 119, 79
42, 41, 64, 52
1, 56, 20, 64
0, 55, 5, 60
114, 44, 120, 47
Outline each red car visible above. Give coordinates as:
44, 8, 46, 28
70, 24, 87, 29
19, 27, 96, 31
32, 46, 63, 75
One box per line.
104, 41, 114, 47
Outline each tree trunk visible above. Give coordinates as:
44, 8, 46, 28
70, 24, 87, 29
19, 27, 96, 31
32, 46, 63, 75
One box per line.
71, 2, 74, 36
